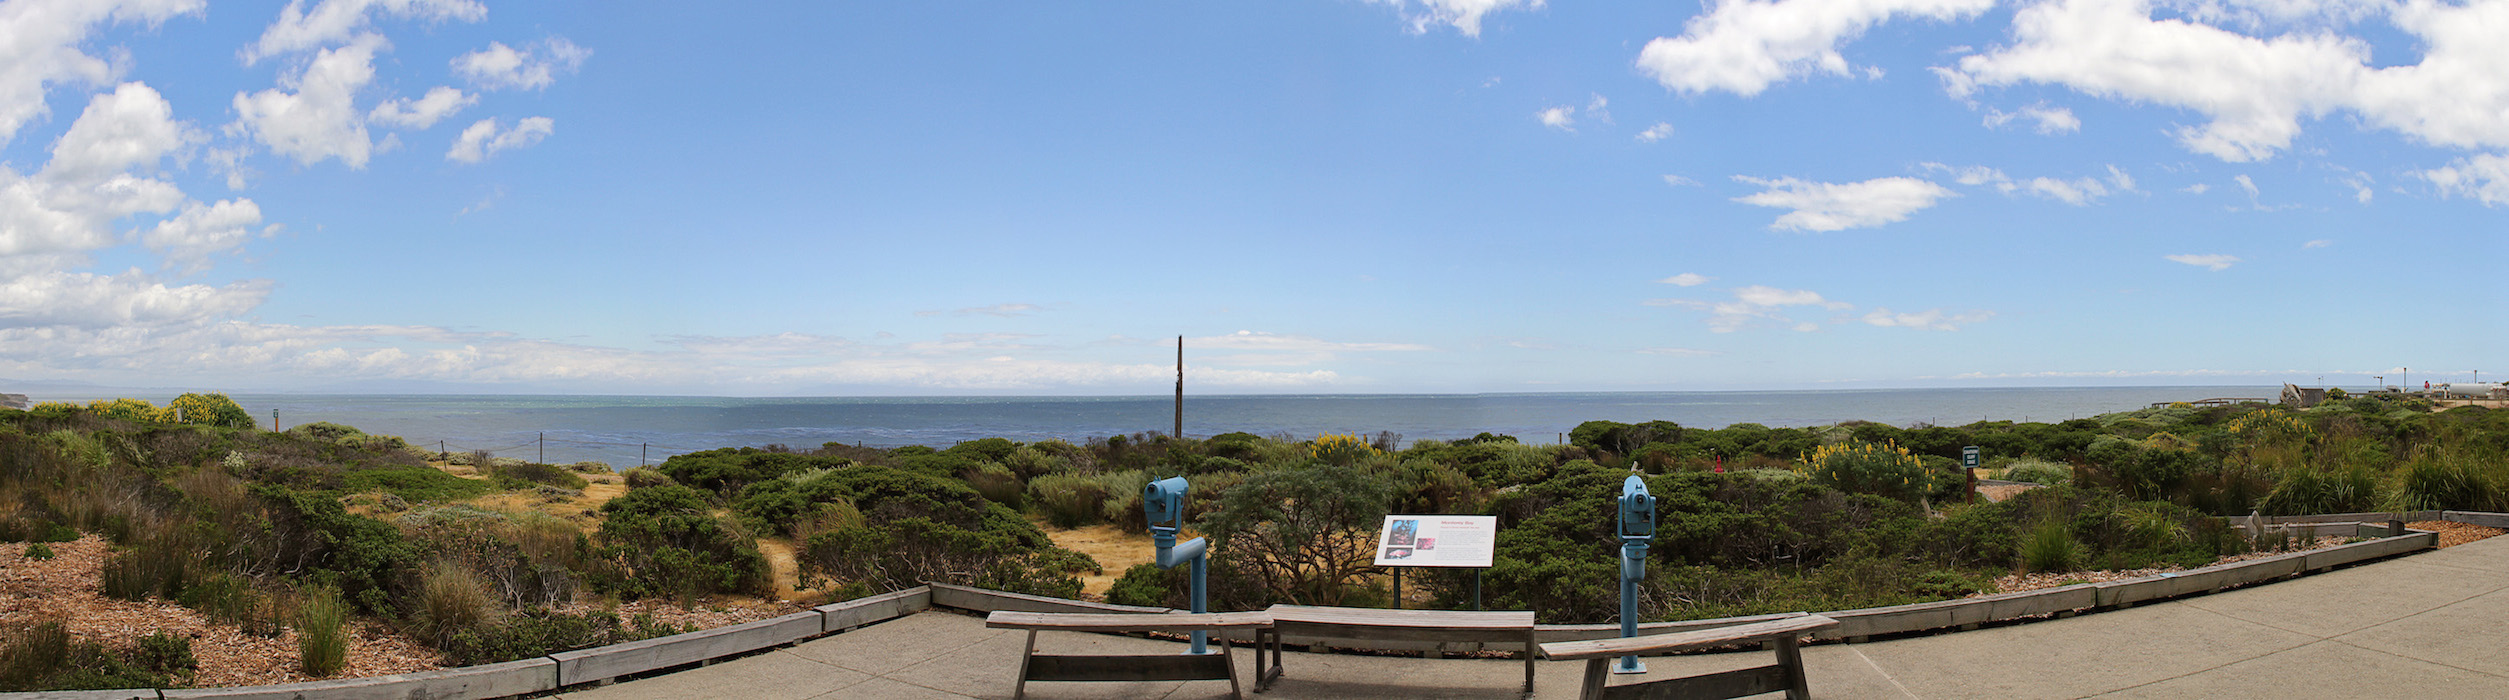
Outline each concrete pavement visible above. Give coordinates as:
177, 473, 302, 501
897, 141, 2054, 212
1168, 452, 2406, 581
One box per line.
556, 535, 2509, 699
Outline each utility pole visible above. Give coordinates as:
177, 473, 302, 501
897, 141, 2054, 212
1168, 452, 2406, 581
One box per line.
539, 432, 546, 464
1172, 335, 1183, 441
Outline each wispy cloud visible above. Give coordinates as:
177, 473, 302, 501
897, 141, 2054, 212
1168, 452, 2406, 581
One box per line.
2165, 253, 2241, 271
916, 303, 1046, 318
1657, 273, 1712, 286
1636, 122, 1674, 142
1732, 175, 1954, 231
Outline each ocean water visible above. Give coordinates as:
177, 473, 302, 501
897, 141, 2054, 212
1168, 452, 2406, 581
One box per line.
32, 387, 2278, 468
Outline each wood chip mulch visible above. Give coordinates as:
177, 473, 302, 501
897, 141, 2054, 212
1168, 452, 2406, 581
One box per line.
1984, 536, 2356, 595
0, 536, 803, 689
2407, 520, 2504, 548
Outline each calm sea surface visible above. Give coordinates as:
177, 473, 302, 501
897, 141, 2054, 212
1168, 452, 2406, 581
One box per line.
30, 387, 2277, 468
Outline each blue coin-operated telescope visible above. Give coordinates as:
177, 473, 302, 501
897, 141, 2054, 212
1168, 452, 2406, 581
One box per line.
1615, 474, 1656, 674
1144, 477, 1213, 654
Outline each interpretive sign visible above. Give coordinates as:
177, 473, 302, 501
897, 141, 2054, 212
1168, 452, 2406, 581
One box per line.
1372, 514, 1497, 568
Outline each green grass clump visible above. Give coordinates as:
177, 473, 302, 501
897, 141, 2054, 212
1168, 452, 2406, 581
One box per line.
21, 543, 53, 560
2021, 519, 2080, 573
296, 586, 349, 677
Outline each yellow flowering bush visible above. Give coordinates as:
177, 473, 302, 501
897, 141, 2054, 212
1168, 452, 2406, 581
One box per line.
2224, 409, 2311, 447
1307, 433, 1382, 466
1795, 440, 1932, 501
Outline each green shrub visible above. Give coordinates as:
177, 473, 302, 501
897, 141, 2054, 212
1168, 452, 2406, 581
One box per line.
39, 522, 79, 543
1795, 441, 1933, 501
1104, 563, 1171, 608
296, 586, 349, 676
2000, 459, 2074, 486
444, 610, 691, 666
2257, 465, 2378, 515
592, 484, 771, 601
490, 462, 591, 491
962, 463, 1024, 509
622, 466, 676, 489
0, 620, 181, 692
132, 631, 195, 681
22, 543, 53, 560
178, 572, 281, 636
343, 466, 497, 503
2385, 452, 2493, 512
1028, 474, 1109, 528
100, 545, 189, 602
2021, 519, 2080, 573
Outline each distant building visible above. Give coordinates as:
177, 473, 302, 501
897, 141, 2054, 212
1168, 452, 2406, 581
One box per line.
2280, 384, 2325, 408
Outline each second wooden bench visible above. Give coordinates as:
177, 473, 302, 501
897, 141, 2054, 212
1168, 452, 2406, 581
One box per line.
984, 610, 1272, 700
1538, 613, 1840, 700
1254, 605, 1539, 694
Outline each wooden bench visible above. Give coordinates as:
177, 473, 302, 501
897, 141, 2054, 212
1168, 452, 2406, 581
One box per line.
1254, 605, 1539, 694
1537, 614, 1839, 700
984, 610, 1272, 700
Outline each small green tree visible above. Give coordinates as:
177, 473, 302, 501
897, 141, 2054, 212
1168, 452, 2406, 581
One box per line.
1198, 464, 1392, 606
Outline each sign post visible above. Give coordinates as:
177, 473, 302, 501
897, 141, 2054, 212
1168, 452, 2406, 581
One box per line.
1962, 446, 1981, 503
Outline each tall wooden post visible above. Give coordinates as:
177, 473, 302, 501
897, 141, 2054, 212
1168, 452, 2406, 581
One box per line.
1173, 335, 1183, 440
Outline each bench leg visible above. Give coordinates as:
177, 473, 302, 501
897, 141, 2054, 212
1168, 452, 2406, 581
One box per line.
1254, 627, 1281, 691
1580, 657, 1609, 700
1522, 630, 1537, 696
1774, 635, 1810, 700
1223, 635, 1243, 700
1015, 629, 1036, 700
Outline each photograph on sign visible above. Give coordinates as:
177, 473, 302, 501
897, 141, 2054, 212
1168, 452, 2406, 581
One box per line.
1373, 514, 1496, 568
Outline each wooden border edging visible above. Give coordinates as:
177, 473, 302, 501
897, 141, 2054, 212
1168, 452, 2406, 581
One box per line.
819, 585, 932, 633
2445, 511, 2509, 529
159, 658, 556, 700
550, 611, 822, 686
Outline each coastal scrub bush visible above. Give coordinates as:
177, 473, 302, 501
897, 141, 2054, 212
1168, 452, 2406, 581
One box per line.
166, 393, 257, 430
962, 462, 1024, 509
1028, 474, 1109, 528
131, 631, 195, 682
489, 461, 590, 491
794, 466, 1093, 596
621, 466, 676, 489
2256, 465, 2378, 516
2000, 459, 2073, 486
296, 585, 349, 676
656, 447, 850, 496
2383, 448, 2498, 512
592, 484, 770, 600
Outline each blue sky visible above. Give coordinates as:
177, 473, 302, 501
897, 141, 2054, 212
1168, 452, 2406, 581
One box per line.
1, 0, 2502, 395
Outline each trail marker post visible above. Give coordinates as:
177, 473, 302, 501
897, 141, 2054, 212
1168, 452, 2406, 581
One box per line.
1615, 475, 1655, 674
1963, 446, 1981, 503
1144, 477, 1212, 654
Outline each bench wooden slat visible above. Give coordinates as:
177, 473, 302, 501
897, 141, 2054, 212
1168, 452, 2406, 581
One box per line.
985, 610, 1272, 633
1267, 605, 1535, 632
1541, 614, 1838, 661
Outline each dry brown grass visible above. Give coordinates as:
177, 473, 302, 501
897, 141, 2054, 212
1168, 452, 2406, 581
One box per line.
1039, 520, 1155, 599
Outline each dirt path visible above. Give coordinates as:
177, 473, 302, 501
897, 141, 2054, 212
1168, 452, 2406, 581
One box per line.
1041, 521, 1156, 599
756, 538, 806, 601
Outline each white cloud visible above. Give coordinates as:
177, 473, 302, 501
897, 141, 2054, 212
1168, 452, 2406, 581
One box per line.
1370, 0, 1545, 37
1638, 347, 1720, 357
143, 199, 266, 271
44, 82, 191, 183
232, 34, 385, 168
1658, 273, 1713, 286
1921, 162, 2007, 186
2166, 253, 2241, 270
2021, 176, 2110, 205
1637, 122, 1675, 142
1731, 175, 1954, 231
1648, 284, 1852, 332
2419, 153, 2509, 206
1861, 307, 1991, 330
0, 0, 203, 144
367, 86, 473, 129
446, 116, 554, 163
1983, 102, 2081, 134
1955, 0, 2509, 162
1191, 330, 1433, 353
2182, 183, 2212, 194
244, 0, 485, 63
2235, 174, 2260, 197
2332, 167, 2374, 203
1637, 0, 1995, 96
2107, 164, 2137, 192
2302, 239, 2333, 248
0, 270, 268, 329
1583, 94, 1611, 124
1661, 174, 1701, 187
1536, 105, 1575, 131
453, 37, 591, 91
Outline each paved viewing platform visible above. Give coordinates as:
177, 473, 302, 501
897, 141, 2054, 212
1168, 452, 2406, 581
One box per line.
552, 534, 2509, 699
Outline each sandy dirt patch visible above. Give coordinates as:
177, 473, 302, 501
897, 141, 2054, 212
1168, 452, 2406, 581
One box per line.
1041, 521, 1156, 599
